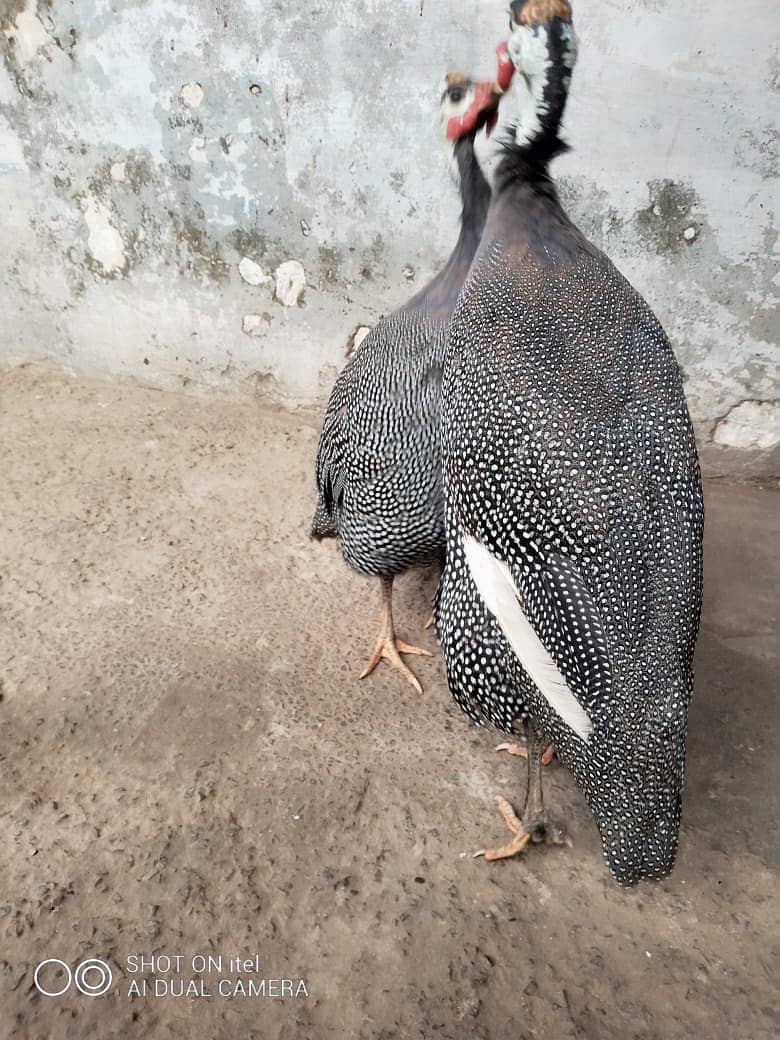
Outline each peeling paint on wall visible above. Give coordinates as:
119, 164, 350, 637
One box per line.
180, 81, 203, 109
3, 3, 50, 66
238, 257, 272, 287
714, 401, 780, 451
274, 261, 306, 307
80, 195, 126, 275
0, 0, 778, 475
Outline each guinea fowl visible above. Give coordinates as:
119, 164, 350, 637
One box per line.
311, 75, 500, 694
435, 0, 704, 884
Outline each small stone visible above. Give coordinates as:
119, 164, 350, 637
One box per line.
456, 996, 481, 1019
403, 264, 416, 282
300, 219, 311, 236
110, 161, 126, 182
242, 314, 270, 337
683, 225, 697, 241
238, 257, 272, 287
249, 83, 262, 96
275, 260, 306, 307
180, 81, 204, 108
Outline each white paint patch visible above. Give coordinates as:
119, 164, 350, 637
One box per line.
3, 3, 50, 64
72, 1, 179, 158
188, 136, 207, 163
714, 401, 780, 450
242, 314, 271, 337
0, 60, 17, 104
197, 134, 253, 225
180, 81, 204, 108
462, 535, 593, 742
238, 257, 272, 287
110, 161, 126, 182
81, 195, 126, 275
0, 114, 28, 172
275, 261, 306, 307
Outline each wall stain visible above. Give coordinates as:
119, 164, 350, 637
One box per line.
635, 179, 698, 257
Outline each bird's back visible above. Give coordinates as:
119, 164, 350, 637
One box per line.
439, 186, 703, 879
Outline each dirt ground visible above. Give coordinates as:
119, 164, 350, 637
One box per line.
0, 361, 777, 1040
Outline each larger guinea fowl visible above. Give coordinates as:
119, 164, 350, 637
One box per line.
311, 76, 501, 695
436, 0, 704, 884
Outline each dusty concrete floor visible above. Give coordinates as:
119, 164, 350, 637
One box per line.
0, 362, 777, 1040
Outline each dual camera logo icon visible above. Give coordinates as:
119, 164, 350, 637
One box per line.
34, 958, 113, 997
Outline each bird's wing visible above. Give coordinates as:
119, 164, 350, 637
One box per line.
463, 534, 595, 741
312, 339, 367, 526
314, 311, 443, 522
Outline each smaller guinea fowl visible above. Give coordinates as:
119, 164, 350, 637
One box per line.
436, 0, 704, 885
311, 75, 501, 694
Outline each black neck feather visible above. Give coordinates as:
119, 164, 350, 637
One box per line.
502, 19, 573, 175
453, 133, 492, 254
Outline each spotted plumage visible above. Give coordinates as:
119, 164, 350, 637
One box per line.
312, 307, 447, 575
435, 3, 703, 884
311, 79, 498, 689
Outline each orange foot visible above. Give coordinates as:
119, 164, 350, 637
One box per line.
495, 742, 555, 765
359, 574, 433, 694
359, 635, 432, 695
472, 796, 532, 861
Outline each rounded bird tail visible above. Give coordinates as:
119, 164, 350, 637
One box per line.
310, 499, 338, 541
601, 796, 683, 886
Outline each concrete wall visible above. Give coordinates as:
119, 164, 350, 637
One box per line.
1, 0, 778, 475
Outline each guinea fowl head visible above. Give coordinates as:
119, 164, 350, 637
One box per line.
440, 74, 503, 143
476, 0, 576, 168
507, 0, 577, 147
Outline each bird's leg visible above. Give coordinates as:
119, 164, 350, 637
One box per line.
359, 575, 432, 694
519, 722, 567, 846
474, 723, 566, 861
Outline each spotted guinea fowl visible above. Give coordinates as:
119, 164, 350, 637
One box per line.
311, 75, 501, 694
435, 0, 704, 884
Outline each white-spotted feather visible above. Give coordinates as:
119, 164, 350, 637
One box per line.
463, 535, 593, 741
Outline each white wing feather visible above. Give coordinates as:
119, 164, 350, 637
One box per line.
463, 535, 593, 742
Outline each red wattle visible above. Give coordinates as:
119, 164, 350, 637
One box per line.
496, 41, 514, 91
447, 82, 499, 140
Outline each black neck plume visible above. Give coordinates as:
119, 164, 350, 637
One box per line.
505, 17, 574, 171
